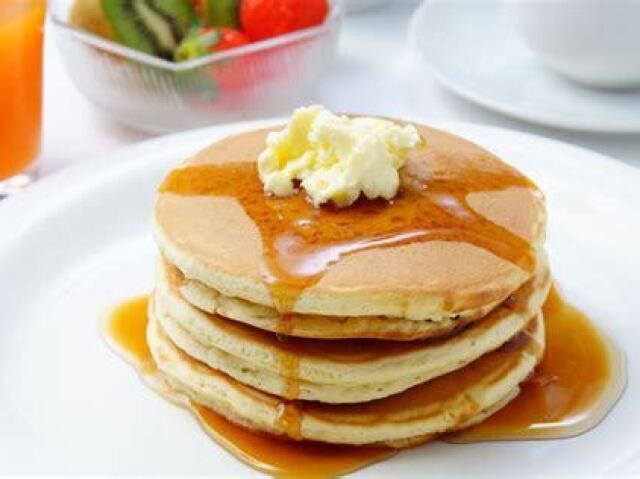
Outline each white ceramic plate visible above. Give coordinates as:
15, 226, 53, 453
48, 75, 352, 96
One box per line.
409, 1, 640, 133
1, 120, 639, 476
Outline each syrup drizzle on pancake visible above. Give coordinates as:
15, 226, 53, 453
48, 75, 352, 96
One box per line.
103, 288, 623, 477
159, 153, 538, 314
273, 335, 301, 400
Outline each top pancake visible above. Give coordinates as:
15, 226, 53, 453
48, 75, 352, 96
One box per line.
154, 123, 546, 319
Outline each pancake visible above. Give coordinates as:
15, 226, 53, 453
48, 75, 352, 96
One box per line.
153, 124, 546, 320
147, 310, 545, 446
172, 259, 500, 340
153, 256, 550, 403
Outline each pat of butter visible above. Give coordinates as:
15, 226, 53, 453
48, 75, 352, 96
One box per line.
257, 106, 422, 207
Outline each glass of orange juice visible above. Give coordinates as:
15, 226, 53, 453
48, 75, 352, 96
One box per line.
0, 0, 45, 197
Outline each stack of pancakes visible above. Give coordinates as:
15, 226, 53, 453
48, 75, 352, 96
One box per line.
149, 123, 550, 447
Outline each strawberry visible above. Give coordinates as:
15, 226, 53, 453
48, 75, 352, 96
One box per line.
175, 25, 255, 93
240, 0, 329, 41
174, 25, 250, 62
211, 27, 251, 50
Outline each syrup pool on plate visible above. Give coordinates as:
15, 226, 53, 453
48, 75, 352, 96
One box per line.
103, 297, 395, 478
102, 287, 625, 477
449, 286, 625, 442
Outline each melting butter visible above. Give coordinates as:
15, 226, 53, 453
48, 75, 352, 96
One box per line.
258, 105, 422, 207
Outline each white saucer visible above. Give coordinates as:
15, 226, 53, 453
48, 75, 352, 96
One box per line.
409, 1, 640, 133
0, 120, 639, 475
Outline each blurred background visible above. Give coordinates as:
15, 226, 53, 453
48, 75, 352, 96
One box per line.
2, 0, 640, 193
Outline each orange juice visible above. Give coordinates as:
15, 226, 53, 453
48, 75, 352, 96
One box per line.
0, 0, 45, 183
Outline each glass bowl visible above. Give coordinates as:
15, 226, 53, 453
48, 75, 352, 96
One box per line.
49, 1, 341, 133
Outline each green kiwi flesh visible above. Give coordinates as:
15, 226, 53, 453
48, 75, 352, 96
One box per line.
100, 0, 196, 58
148, 0, 196, 37
206, 0, 239, 28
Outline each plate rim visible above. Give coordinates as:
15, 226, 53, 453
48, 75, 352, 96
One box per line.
408, 1, 640, 134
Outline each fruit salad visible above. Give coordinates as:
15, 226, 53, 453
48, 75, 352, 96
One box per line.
70, 0, 330, 62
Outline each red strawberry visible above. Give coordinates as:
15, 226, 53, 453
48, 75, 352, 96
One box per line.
240, 0, 329, 41
175, 26, 250, 61
214, 27, 251, 50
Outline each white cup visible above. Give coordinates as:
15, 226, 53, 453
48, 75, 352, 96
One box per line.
508, 0, 640, 89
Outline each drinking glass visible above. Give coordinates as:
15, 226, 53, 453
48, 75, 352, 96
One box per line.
0, 0, 45, 197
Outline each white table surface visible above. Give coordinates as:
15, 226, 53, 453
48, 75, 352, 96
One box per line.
41, 0, 640, 178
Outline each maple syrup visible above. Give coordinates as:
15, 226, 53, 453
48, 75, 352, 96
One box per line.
159, 156, 537, 313
192, 404, 395, 478
104, 296, 155, 374
450, 286, 625, 442
104, 296, 395, 477
103, 288, 624, 477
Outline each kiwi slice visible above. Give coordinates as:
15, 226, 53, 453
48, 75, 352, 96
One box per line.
148, 0, 196, 38
101, 0, 157, 56
100, 0, 196, 59
206, 0, 239, 28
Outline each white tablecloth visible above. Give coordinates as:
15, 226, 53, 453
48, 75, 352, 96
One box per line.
41, 1, 640, 177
